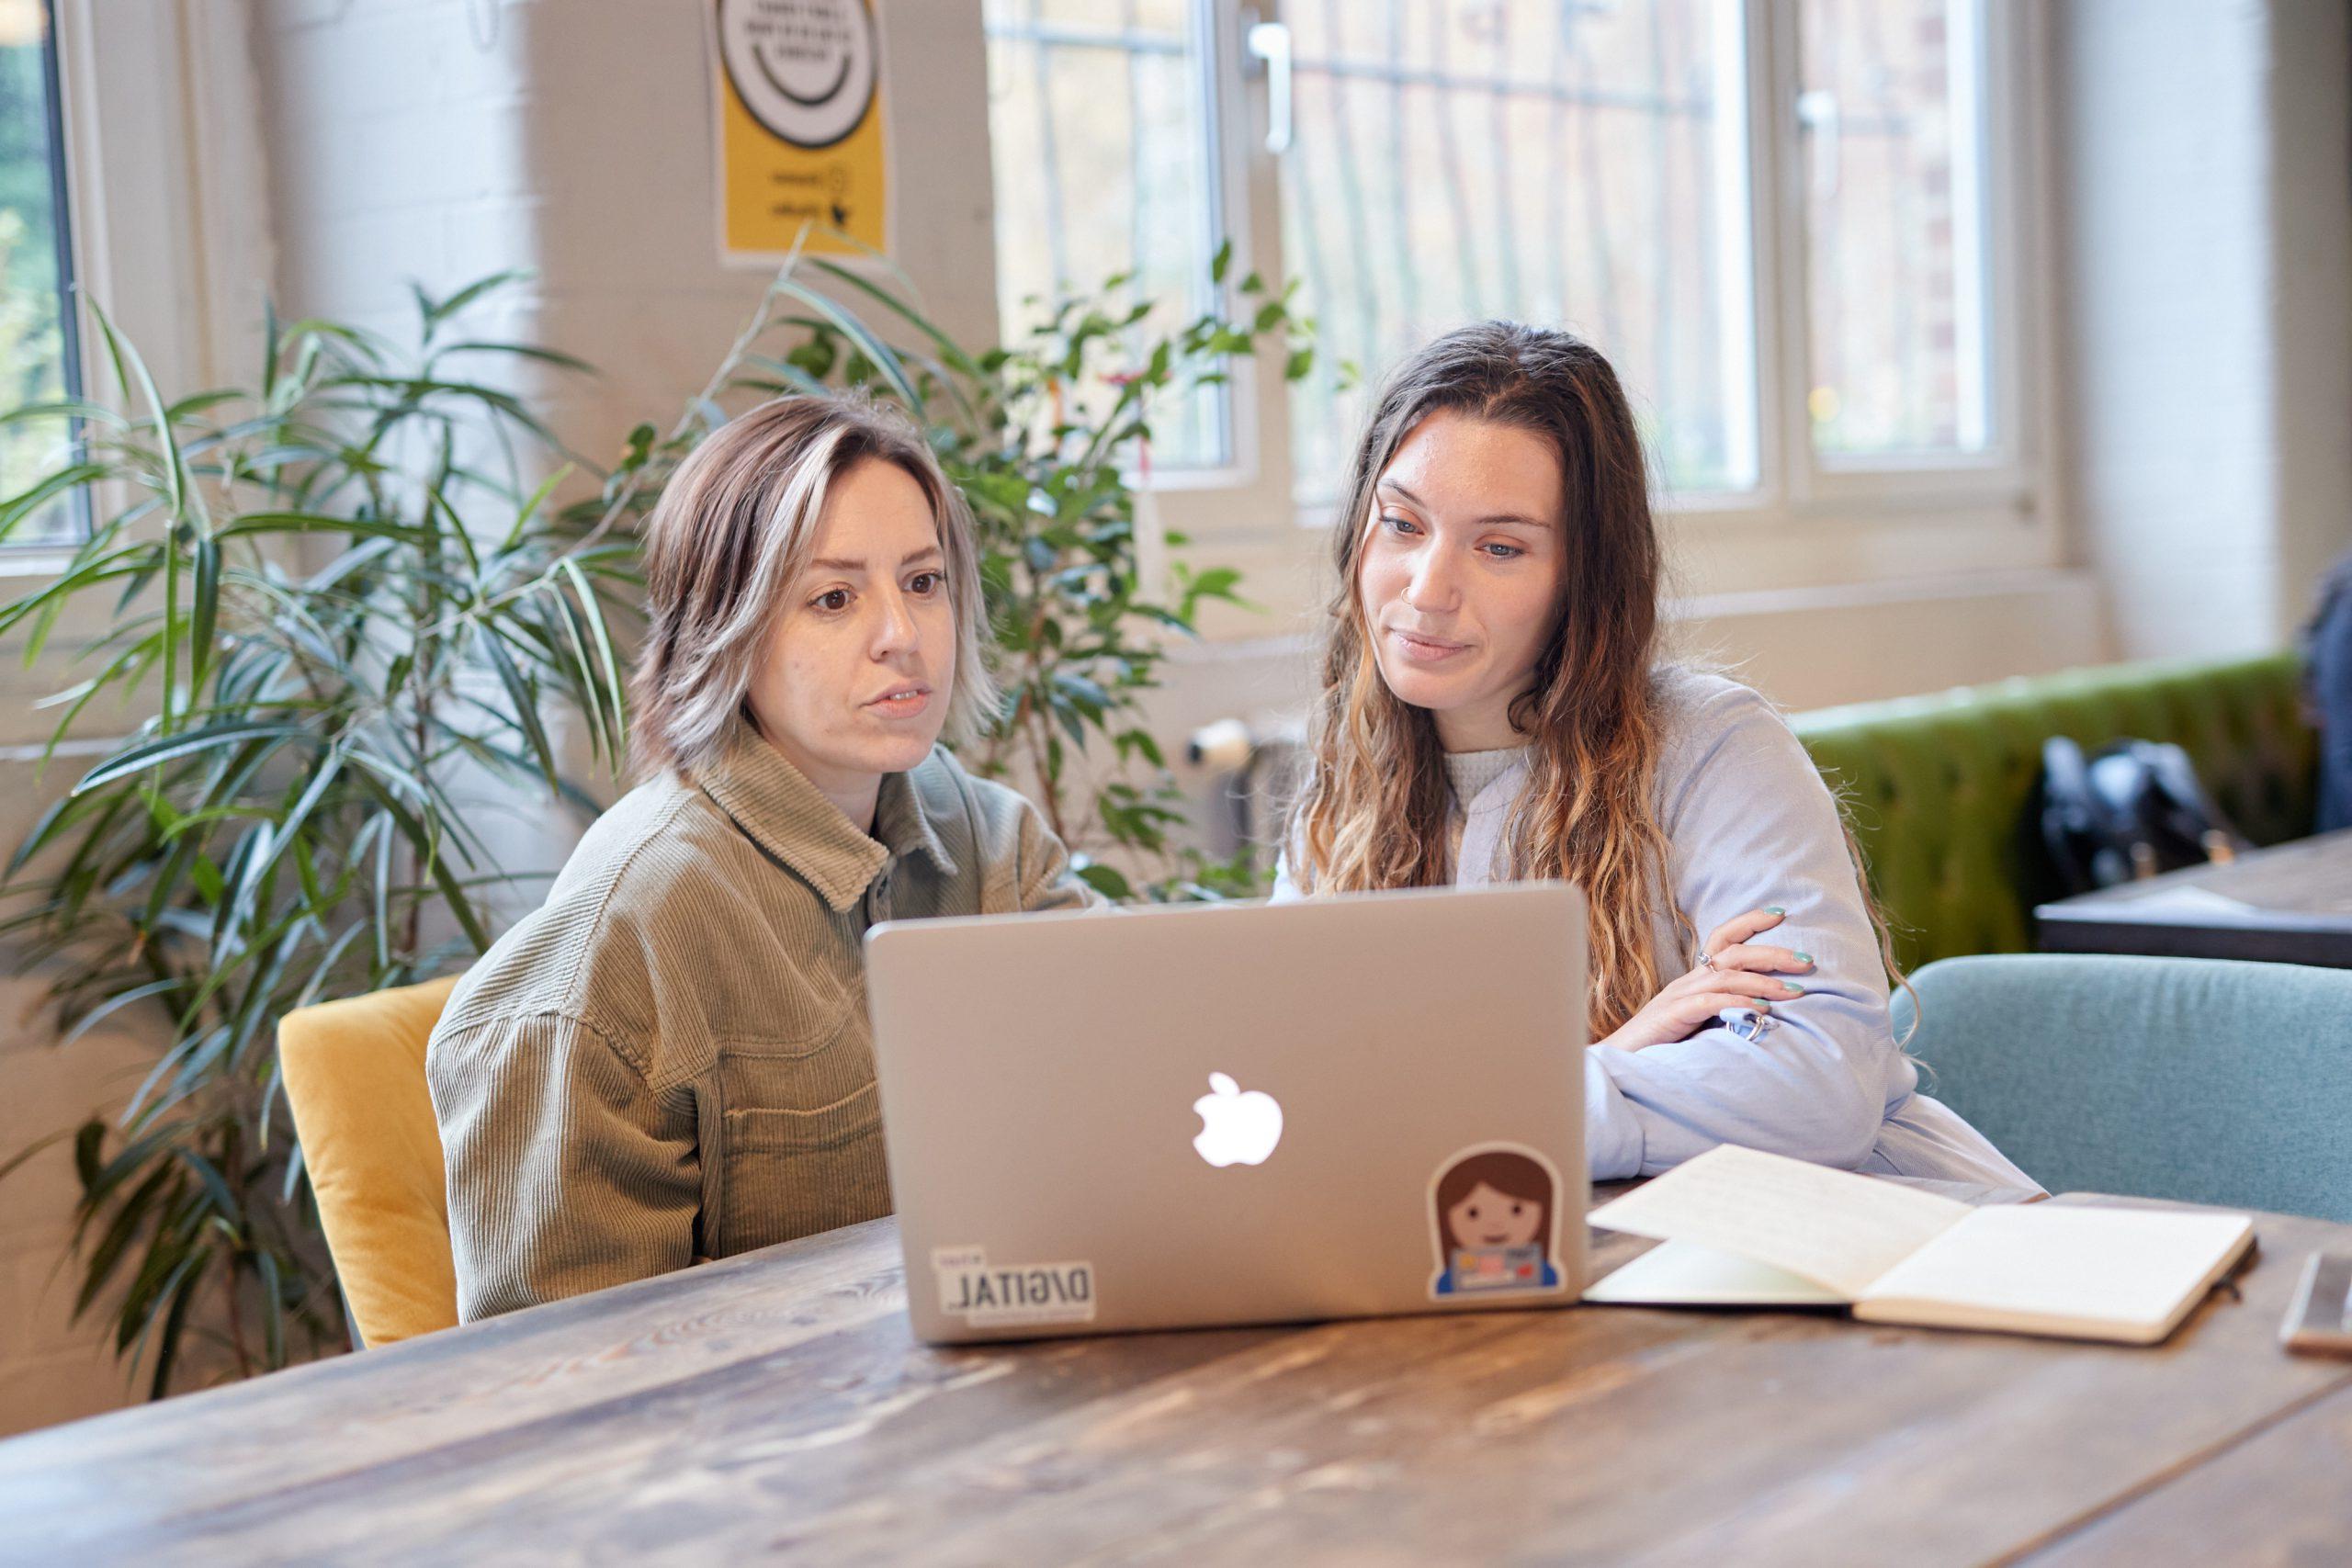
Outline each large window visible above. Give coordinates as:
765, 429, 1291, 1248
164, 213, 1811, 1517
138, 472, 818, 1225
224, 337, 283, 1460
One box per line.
1279, 1, 1755, 497
0, 0, 79, 548
984, 0, 2033, 559
1799, 0, 1988, 460
983, 1, 1231, 471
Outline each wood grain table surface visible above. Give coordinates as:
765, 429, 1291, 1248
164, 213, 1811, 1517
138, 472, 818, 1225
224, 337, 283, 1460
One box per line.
3, 1182, 2348, 1567
2036, 828, 2352, 968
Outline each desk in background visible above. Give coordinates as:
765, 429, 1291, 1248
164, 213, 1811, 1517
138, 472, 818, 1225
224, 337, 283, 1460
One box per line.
2036, 828, 2352, 969
1, 1188, 2346, 1563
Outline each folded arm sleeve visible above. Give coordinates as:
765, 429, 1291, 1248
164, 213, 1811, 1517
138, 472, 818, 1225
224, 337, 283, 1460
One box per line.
430, 1012, 700, 1322
1584, 682, 1904, 1179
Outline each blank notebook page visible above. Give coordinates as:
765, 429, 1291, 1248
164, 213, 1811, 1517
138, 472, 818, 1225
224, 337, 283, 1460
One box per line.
1855, 1204, 2255, 1341
1582, 1239, 1849, 1306
1583, 1144, 1970, 1298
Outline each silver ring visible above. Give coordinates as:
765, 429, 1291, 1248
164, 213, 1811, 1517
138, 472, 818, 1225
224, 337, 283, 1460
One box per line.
1697, 951, 1717, 973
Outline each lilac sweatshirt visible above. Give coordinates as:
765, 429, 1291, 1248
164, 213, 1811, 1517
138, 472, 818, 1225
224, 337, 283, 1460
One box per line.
1273, 668, 2041, 1191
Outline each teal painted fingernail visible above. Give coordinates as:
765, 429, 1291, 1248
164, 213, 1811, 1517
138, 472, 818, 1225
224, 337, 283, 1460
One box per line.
1782, 981, 1805, 994
1765, 906, 1784, 915
1794, 952, 1813, 964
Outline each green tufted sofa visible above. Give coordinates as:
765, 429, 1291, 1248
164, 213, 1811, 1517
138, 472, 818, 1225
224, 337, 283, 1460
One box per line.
1792, 652, 2318, 971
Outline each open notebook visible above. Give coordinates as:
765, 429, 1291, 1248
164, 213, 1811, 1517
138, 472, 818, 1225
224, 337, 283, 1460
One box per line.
1584, 1145, 2256, 1345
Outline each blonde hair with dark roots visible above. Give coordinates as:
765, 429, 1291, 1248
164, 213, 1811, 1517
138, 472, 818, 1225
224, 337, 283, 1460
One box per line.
628, 394, 997, 779
1289, 321, 1909, 1038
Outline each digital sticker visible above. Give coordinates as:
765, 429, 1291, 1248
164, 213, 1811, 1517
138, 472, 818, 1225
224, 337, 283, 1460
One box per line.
933, 1246, 1097, 1328
1428, 1143, 1566, 1301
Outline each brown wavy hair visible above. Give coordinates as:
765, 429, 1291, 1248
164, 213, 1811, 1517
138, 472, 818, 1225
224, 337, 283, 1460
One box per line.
1289, 321, 1903, 1038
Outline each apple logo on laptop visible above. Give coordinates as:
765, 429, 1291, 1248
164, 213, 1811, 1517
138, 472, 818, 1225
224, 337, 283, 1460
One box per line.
1192, 1072, 1283, 1167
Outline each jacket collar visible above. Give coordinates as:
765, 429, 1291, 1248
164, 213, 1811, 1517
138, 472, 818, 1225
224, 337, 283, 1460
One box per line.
695, 723, 958, 912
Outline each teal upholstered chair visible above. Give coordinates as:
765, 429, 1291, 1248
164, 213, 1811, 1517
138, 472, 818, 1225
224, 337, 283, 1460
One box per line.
1893, 953, 2352, 1223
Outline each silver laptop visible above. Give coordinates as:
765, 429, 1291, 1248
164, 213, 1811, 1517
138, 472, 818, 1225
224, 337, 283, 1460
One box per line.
864, 882, 1588, 1344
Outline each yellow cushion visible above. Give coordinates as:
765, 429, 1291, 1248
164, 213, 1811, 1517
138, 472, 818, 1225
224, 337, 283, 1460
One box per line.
278, 975, 465, 1347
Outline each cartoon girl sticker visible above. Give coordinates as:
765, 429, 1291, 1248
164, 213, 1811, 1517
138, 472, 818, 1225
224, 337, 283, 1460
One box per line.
1430, 1144, 1565, 1298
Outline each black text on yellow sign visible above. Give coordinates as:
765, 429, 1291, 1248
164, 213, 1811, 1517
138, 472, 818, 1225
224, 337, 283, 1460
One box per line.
714, 0, 888, 262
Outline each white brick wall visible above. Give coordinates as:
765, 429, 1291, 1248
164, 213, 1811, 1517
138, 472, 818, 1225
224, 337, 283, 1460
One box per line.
2264, 0, 2352, 626
2055, 0, 2352, 657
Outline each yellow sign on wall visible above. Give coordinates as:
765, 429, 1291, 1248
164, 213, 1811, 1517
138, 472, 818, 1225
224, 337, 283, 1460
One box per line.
713, 0, 889, 263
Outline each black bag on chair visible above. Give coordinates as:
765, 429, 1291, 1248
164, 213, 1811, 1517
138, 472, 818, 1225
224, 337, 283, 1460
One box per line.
2035, 737, 2252, 897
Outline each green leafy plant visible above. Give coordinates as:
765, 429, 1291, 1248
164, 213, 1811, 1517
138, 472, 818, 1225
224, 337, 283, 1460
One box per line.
0, 247, 1309, 1395
0, 276, 662, 1393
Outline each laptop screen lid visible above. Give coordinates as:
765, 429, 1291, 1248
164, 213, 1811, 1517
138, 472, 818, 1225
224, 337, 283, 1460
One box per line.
865, 882, 1587, 1343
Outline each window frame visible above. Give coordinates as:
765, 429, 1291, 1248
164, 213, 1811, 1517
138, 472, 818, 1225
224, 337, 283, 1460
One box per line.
1036, 0, 2056, 623
1755, 0, 2038, 514
3, 0, 89, 555
0, 0, 271, 730
1080, 2, 1303, 554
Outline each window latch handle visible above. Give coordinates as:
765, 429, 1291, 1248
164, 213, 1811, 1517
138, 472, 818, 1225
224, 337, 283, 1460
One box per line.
1243, 14, 1294, 155
1796, 87, 1841, 198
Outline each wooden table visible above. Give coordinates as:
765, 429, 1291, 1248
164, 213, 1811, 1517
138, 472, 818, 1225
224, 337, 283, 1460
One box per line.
4, 1189, 2349, 1565
2036, 828, 2352, 968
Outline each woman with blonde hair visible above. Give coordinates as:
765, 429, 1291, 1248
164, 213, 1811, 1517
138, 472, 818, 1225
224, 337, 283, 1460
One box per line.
1277, 322, 2035, 1190
429, 395, 1096, 1322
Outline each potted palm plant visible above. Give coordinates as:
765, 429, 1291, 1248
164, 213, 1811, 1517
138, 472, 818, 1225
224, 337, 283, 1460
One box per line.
0, 245, 1316, 1395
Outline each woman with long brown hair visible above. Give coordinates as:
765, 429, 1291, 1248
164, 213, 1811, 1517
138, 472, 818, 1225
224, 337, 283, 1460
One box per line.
1277, 322, 2034, 1189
